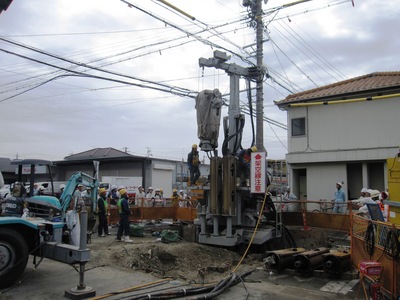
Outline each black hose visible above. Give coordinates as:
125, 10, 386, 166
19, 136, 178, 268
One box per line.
125, 271, 253, 300
188, 271, 253, 300
246, 79, 256, 148
279, 224, 297, 248
126, 286, 214, 300
364, 221, 375, 257
384, 228, 400, 260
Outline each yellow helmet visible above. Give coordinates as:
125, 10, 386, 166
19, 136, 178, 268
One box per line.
251, 146, 257, 152
99, 188, 107, 194
192, 144, 198, 149
119, 189, 127, 196
173, 188, 177, 192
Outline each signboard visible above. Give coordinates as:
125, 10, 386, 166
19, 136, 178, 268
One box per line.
16, 165, 47, 175
250, 151, 266, 194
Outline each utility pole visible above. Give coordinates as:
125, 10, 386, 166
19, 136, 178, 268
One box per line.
255, 0, 265, 151
243, 0, 266, 150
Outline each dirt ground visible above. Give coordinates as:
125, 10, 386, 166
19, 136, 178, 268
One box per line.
87, 224, 261, 284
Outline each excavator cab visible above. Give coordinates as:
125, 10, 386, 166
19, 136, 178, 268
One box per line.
4, 159, 61, 219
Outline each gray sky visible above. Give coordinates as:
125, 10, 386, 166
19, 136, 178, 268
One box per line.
0, 0, 398, 162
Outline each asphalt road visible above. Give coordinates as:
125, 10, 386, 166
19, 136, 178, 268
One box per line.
0, 255, 359, 300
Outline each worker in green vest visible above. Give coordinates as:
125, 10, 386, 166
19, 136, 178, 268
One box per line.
116, 189, 133, 243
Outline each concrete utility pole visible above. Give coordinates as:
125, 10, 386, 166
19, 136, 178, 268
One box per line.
243, 0, 266, 151
255, 0, 265, 151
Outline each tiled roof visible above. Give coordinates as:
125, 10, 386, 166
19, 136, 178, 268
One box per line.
64, 147, 133, 160
275, 72, 400, 106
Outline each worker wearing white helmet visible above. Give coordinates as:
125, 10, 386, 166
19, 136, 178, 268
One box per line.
360, 187, 368, 198
59, 183, 66, 199
108, 185, 119, 207
332, 182, 346, 214
136, 185, 145, 207
145, 187, 154, 207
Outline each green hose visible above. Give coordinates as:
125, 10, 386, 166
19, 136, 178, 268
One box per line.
160, 230, 180, 243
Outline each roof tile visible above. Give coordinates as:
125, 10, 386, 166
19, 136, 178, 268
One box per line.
275, 72, 400, 105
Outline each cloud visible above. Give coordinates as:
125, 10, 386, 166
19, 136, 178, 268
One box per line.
0, 0, 397, 161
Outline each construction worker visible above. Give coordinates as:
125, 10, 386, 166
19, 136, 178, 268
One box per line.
97, 188, 110, 237
136, 186, 145, 207
67, 183, 85, 246
236, 146, 257, 187
332, 182, 346, 214
116, 189, 133, 243
59, 183, 66, 199
187, 144, 201, 186
108, 185, 119, 207
145, 187, 154, 207
171, 188, 179, 207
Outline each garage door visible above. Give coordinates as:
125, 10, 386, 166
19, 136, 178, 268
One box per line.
152, 169, 172, 198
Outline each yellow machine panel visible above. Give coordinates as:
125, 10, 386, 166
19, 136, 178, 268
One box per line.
387, 157, 400, 224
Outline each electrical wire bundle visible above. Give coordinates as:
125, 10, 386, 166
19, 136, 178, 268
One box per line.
125, 271, 253, 300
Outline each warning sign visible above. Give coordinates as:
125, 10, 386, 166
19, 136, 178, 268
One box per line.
250, 151, 266, 194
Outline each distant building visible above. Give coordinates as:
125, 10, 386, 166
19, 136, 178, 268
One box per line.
275, 72, 400, 209
0, 148, 210, 197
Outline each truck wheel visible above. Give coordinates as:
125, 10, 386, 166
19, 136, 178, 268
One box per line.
0, 228, 29, 289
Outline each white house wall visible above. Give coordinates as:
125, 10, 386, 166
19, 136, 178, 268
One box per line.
287, 96, 400, 163
303, 163, 347, 211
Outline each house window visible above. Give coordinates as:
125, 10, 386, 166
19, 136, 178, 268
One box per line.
291, 118, 306, 136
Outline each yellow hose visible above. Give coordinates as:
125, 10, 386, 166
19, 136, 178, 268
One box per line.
231, 191, 269, 274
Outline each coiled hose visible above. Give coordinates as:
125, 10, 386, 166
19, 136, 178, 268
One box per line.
364, 221, 375, 257
383, 228, 400, 260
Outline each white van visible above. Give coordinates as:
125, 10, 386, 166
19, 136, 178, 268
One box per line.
35, 181, 66, 197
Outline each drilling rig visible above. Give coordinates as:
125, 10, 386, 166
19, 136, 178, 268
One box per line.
194, 50, 295, 251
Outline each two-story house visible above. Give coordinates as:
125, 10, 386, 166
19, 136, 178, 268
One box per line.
275, 72, 400, 210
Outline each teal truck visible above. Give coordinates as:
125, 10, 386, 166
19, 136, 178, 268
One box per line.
0, 159, 99, 295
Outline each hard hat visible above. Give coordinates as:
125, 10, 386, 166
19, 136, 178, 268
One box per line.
173, 188, 177, 192
148, 187, 153, 190
118, 185, 125, 190
78, 184, 84, 187
119, 189, 127, 196
160, 188, 163, 192
251, 146, 257, 152
192, 144, 198, 148
336, 182, 342, 187
111, 185, 117, 190
179, 190, 183, 193
39, 186, 45, 191
60, 184, 66, 190
370, 190, 380, 198
361, 188, 368, 193
155, 188, 160, 192
99, 188, 107, 194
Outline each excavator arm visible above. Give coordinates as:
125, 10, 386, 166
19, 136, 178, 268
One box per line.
60, 171, 99, 217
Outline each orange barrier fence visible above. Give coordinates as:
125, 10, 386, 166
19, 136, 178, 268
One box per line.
108, 206, 198, 224
351, 213, 400, 299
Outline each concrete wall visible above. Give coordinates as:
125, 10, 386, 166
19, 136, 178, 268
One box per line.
287, 96, 400, 163
293, 163, 347, 211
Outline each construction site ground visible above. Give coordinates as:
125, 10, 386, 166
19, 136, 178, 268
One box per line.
1, 222, 361, 300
